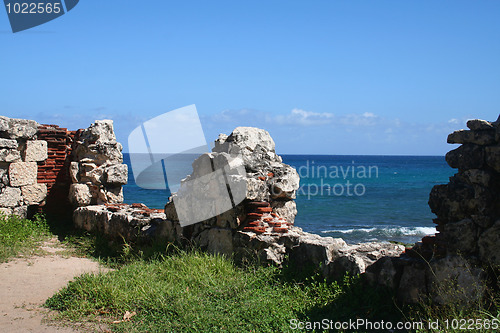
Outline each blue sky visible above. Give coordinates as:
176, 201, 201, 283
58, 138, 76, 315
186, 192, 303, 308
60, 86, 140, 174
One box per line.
1, 0, 499, 155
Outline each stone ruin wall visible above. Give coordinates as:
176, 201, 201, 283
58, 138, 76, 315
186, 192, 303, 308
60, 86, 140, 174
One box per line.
0, 116, 127, 220
367, 116, 500, 305
4, 114, 498, 306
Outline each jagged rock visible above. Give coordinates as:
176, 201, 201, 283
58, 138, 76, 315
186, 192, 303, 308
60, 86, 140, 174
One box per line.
0, 149, 21, 163
21, 184, 47, 205
467, 119, 494, 131
447, 129, 495, 145
78, 120, 117, 144
0, 138, 18, 149
0, 187, 22, 207
69, 184, 93, 206
23, 140, 48, 162
104, 164, 128, 185
8, 162, 37, 187
445, 144, 484, 170
269, 165, 300, 199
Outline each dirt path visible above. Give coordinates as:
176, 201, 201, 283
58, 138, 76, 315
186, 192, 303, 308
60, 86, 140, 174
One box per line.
0, 239, 108, 332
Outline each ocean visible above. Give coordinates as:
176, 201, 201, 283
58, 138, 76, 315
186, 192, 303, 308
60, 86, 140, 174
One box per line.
122, 154, 455, 244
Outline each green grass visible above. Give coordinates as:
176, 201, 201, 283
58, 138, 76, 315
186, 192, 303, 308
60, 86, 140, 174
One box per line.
45, 249, 402, 333
40, 227, 500, 332
0, 213, 51, 262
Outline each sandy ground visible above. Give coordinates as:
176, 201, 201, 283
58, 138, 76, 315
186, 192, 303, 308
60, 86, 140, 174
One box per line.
0, 239, 108, 332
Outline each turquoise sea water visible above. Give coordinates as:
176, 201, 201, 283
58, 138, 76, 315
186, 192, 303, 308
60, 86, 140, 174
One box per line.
123, 154, 455, 244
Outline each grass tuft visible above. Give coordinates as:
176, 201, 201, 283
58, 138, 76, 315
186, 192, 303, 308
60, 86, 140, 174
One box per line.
0, 213, 51, 262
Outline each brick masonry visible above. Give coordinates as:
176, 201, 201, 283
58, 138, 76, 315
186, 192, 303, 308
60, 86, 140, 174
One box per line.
36, 124, 75, 219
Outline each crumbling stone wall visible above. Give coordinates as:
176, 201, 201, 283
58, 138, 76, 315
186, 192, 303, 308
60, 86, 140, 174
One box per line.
0, 116, 127, 220
367, 116, 500, 305
74, 127, 404, 280
68, 120, 127, 207
0, 116, 48, 218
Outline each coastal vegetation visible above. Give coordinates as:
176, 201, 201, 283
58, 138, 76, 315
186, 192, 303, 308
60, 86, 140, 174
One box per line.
0, 213, 50, 262
1, 214, 498, 332
46, 232, 499, 333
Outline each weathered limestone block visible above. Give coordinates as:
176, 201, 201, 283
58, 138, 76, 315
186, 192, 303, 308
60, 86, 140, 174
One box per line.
74, 204, 171, 242
21, 183, 47, 205
0, 116, 38, 139
98, 187, 123, 204
8, 162, 37, 187
104, 164, 128, 185
445, 144, 484, 170
447, 129, 495, 145
0, 187, 22, 207
0, 138, 18, 149
269, 165, 300, 199
290, 233, 346, 268
69, 184, 93, 206
23, 140, 48, 162
0, 149, 21, 163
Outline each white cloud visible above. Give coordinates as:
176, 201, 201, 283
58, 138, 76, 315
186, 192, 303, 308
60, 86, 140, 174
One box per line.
274, 108, 335, 126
